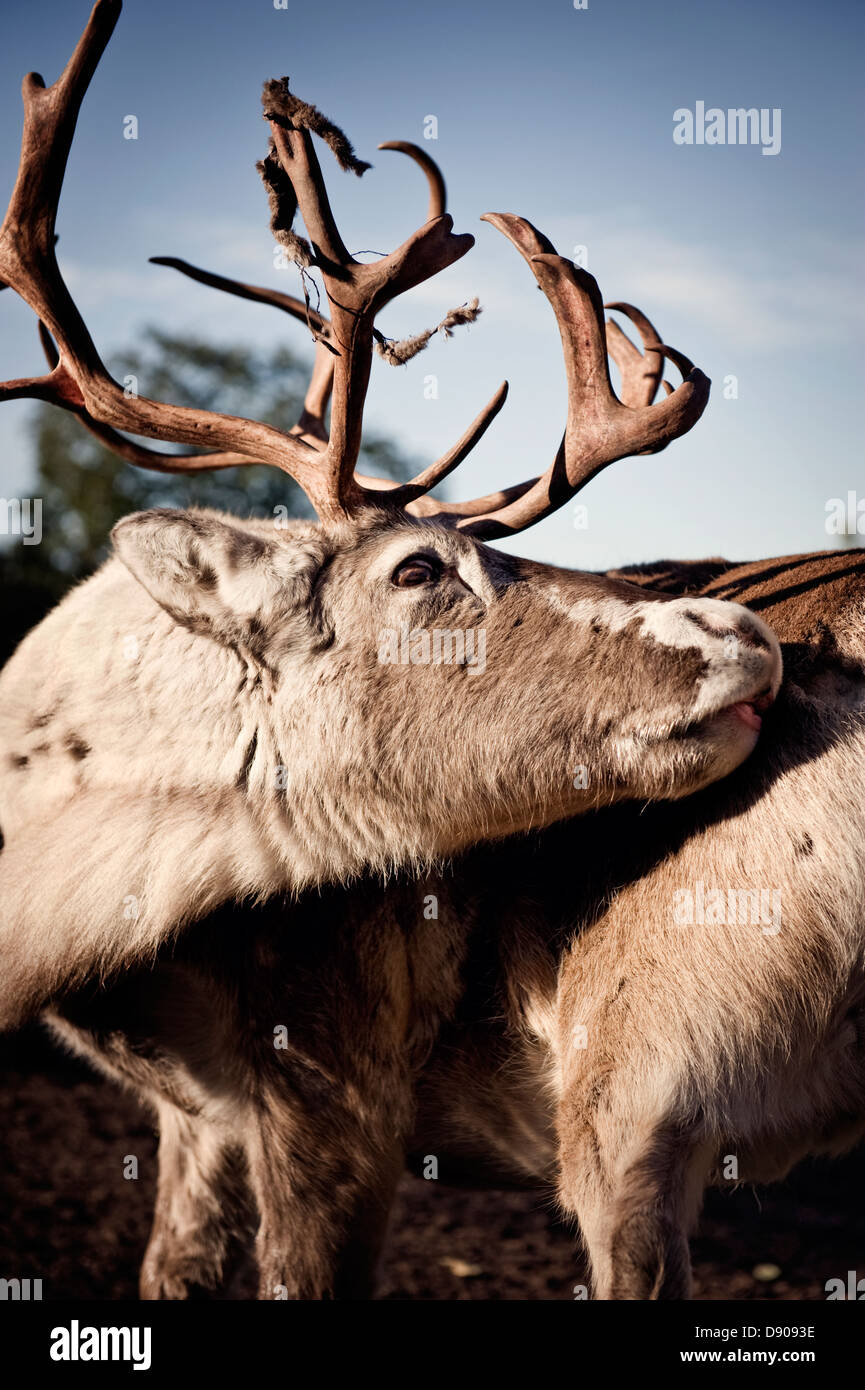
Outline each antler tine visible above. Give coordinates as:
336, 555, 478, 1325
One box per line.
605, 301, 696, 417
377, 142, 447, 222
148, 257, 332, 341
412, 214, 710, 540
603, 302, 665, 411
377, 381, 509, 507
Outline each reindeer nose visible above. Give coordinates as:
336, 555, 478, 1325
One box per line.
666, 596, 783, 709
630, 592, 782, 719
679, 602, 773, 652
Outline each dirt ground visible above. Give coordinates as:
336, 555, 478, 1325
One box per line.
1, 1023, 862, 1302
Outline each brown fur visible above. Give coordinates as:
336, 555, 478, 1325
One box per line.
0, 509, 779, 1028
33, 547, 865, 1300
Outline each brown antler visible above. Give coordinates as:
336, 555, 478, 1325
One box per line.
2, 0, 710, 538
408, 216, 710, 539
0, 1, 357, 513
0, 0, 494, 522
132, 215, 709, 537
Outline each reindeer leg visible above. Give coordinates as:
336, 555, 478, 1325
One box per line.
245, 1089, 406, 1301
246, 1112, 406, 1295
558, 1085, 707, 1300
139, 1104, 252, 1301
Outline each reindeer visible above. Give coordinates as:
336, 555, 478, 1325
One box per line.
0, 2, 789, 1298
48, 546, 860, 1303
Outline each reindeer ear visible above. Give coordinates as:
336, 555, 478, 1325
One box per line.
112, 509, 322, 655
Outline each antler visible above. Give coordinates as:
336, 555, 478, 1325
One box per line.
128, 214, 709, 541
406, 217, 710, 539
0, 0, 496, 522
0, 1, 347, 511
1, 0, 711, 539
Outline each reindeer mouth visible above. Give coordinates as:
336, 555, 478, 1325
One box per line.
725, 700, 765, 732
718, 686, 776, 733
689, 685, 776, 741
663, 685, 776, 745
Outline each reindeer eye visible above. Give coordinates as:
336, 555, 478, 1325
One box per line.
391, 555, 441, 588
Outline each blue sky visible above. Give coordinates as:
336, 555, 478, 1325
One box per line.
0, 0, 862, 568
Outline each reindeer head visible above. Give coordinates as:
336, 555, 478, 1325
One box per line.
0, 0, 781, 892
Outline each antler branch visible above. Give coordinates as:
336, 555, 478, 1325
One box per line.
410, 215, 710, 539
0, 1, 710, 538
0, 1, 341, 499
